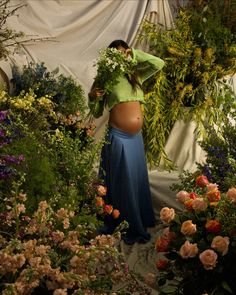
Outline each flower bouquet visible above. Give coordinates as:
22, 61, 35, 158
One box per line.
89, 47, 137, 118
155, 175, 236, 295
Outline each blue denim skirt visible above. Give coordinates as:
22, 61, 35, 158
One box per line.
99, 126, 156, 244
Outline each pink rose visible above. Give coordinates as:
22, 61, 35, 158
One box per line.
192, 198, 208, 212
144, 272, 156, 287
196, 175, 209, 188
211, 236, 230, 256
207, 183, 218, 192
179, 240, 198, 258
160, 207, 175, 223
226, 187, 236, 203
199, 249, 218, 270
176, 191, 190, 203
181, 220, 197, 235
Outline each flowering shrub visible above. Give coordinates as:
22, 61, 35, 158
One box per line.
155, 175, 236, 295
0, 188, 151, 295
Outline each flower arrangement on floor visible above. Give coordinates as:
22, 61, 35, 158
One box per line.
155, 175, 236, 295
88, 47, 137, 118
0, 185, 152, 295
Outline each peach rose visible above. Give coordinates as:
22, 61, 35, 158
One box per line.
206, 189, 221, 202
160, 207, 175, 223
211, 236, 230, 256
176, 191, 190, 203
192, 198, 208, 212
199, 249, 218, 270
181, 220, 197, 235
205, 219, 221, 234
226, 187, 236, 203
179, 240, 198, 259
196, 175, 209, 188
97, 185, 107, 196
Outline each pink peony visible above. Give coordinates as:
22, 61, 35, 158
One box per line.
176, 190, 190, 203
192, 198, 208, 212
179, 240, 198, 258
199, 249, 218, 270
181, 220, 197, 235
206, 183, 218, 192
211, 236, 230, 256
226, 187, 236, 203
160, 207, 175, 223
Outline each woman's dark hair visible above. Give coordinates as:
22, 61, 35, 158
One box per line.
108, 39, 142, 92
108, 39, 129, 49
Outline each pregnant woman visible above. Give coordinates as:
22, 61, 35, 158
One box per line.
89, 39, 165, 245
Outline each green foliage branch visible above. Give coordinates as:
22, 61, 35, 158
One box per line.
139, 1, 236, 169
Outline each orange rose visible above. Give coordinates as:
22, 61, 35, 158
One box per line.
155, 236, 170, 252
206, 189, 221, 202
156, 259, 168, 270
205, 219, 221, 233
196, 175, 209, 188
184, 199, 194, 211
95, 197, 104, 207
112, 209, 120, 219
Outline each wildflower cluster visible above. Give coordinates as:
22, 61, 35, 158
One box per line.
0, 109, 24, 181
155, 175, 236, 295
93, 47, 137, 95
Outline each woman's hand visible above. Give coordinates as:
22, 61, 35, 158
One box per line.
88, 87, 105, 100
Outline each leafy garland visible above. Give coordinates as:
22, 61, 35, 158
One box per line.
139, 1, 236, 169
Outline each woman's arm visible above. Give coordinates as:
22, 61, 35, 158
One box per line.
88, 85, 105, 118
132, 48, 165, 83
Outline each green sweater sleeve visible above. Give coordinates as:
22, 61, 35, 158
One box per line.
132, 48, 165, 84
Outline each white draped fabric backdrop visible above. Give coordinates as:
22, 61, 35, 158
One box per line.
0, 0, 210, 214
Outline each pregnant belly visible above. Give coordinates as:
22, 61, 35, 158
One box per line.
109, 101, 143, 134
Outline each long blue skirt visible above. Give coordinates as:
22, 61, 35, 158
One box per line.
99, 126, 156, 244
